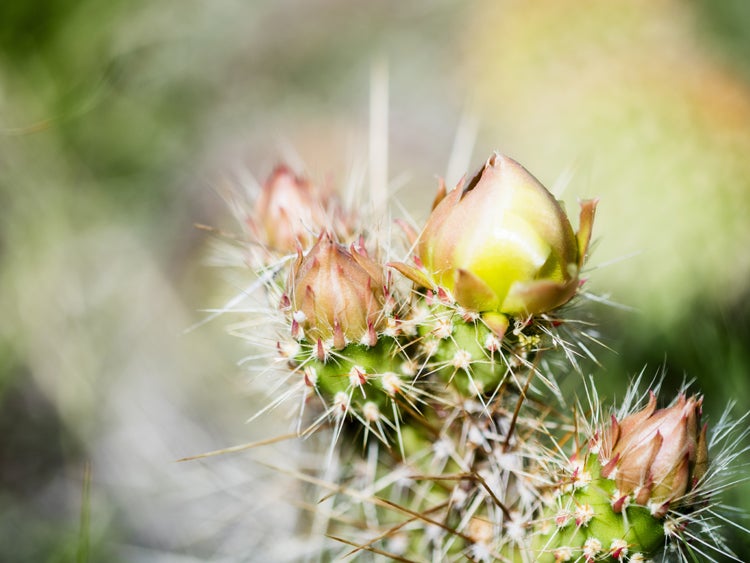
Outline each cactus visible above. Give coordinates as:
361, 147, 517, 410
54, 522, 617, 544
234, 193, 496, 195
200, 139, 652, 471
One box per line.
198, 148, 749, 562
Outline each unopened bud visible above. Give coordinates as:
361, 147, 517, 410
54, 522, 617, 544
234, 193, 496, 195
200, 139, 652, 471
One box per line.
250, 165, 349, 253
398, 153, 596, 317
601, 393, 707, 513
289, 232, 386, 347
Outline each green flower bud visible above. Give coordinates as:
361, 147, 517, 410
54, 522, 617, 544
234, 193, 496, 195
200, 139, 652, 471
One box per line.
397, 153, 596, 318
288, 232, 386, 350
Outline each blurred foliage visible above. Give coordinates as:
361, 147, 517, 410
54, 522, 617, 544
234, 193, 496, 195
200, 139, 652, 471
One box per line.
0, 0, 78, 58
693, 0, 750, 78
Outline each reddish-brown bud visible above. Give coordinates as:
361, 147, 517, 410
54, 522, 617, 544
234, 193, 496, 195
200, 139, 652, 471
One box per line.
601, 394, 707, 512
288, 232, 386, 347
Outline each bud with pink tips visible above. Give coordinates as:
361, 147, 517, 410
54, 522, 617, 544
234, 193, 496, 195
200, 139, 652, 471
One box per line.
523, 388, 718, 561
394, 152, 596, 321
601, 393, 709, 516
248, 165, 349, 254
288, 232, 386, 349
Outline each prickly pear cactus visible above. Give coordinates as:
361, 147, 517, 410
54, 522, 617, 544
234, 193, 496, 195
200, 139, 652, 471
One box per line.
200, 151, 748, 562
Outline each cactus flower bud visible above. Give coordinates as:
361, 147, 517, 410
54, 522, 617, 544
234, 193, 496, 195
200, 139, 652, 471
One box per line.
288, 232, 386, 348
397, 153, 596, 318
250, 165, 345, 253
602, 393, 708, 514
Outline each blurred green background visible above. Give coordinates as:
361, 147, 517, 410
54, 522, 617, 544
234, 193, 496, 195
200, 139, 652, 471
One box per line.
1, 0, 749, 560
